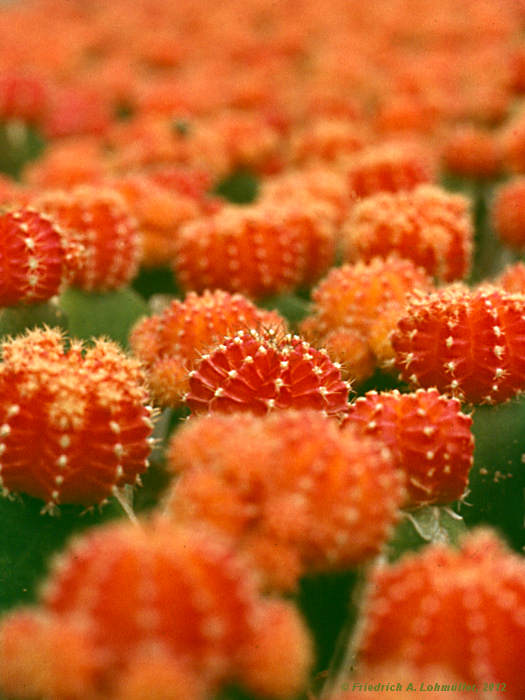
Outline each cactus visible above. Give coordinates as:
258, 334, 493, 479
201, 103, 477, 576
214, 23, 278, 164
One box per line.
344, 389, 474, 506
185, 328, 351, 417
392, 286, 525, 404
0, 520, 313, 700
130, 289, 286, 407
0, 327, 154, 509
342, 185, 473, 282
166, 409, 404, 589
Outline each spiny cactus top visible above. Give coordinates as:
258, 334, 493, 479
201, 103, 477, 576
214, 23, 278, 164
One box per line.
342, 141, 436, 198
185, 327, 351, 417
299, 256, 433, 377
129, 289, 286, 407
392, 285, 525, 404
343, 185, 473, 282
302, 256, 432, 340
166, 410, 405, 590
0, 520, 313, 700
33, 186, 141, 291
173, 204, 308, 299
355, 530, 525, 700
0, 327, 153, 507
344, 389, 474, 506
0, 208, 72, 307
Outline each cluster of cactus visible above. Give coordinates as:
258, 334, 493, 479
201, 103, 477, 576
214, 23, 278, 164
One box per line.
3, 1, 525, 699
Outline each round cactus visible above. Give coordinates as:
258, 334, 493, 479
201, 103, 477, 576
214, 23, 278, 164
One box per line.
185, 327, 351, 417
173, 204, 307, 299
392, 285, 525, 404
342, 141, 436, 198
33, 186, 141, 291
354, 530, 525, 699
260, 167, 352, 227
166, 410, 405, 589
0, 327, 153, 507
129, 289, 286, 407
0, 208, 75, 307
343, 185, 473, 282
0, 520, 313, 700
0, 611, 96, 700
344, 389, 474, 506
300, 256, 433, 376
442, 125, 502, 179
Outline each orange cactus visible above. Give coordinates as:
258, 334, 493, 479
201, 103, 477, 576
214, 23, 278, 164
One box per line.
129, 289, 286, 407
166, 410, 405, 589
0, 328, 153, 508
0, 611, 97, 700
33, 186, 141, 291
491, 178, 525, 249
391, 285, 525, 404
343, 185, 473, 282
0, 207, 75, 306
0, 520, 313, 700
354, 530, 525, 700
185, 328, 351, 417
442, 125, 503, 179
344, 389, 474, 506
173, 204, 307, 299
300, 257, 433, 377
342, 141, 436, 198
260, 167, 352, 227
23, 139, 108, 190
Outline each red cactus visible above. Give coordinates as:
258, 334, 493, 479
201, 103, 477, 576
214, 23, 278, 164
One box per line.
166, 410, 404, 589
342, 141, 436, 198
173, 204, 308, 299
185, 328, 351, 417
391, 285, 525, 404
129, 289, 286, 406
355, 530, 525, 699
33, 186, 141, 291
0, 208, 72, 306
491, 178, 525, 249
0, 520, 312, 700
344, 389, 474, 506
0, 328, 153, 507
343, 185, 473, 282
